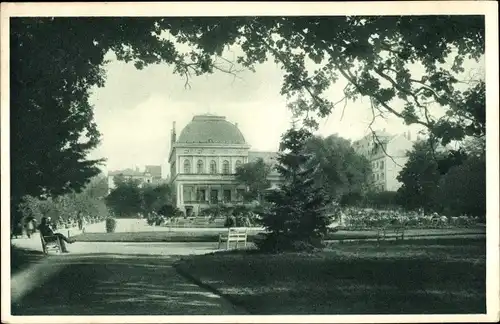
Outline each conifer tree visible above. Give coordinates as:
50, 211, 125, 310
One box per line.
258, 126, 331, 252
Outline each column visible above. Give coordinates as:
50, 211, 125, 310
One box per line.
176, 183, 181, 207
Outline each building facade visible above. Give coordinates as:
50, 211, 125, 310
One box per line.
169, 114, 281, 217
353, 130, 415, 192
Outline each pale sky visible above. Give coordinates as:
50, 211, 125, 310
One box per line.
87, 42, 484, 176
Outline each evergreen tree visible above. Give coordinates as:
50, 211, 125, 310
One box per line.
257, 127, 331, 253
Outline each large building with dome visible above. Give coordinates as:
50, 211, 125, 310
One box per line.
168, 114, 281, 217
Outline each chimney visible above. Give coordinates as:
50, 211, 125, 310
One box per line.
235, 122, 238, 128
171, 121, 177, 144
407, 131, 411, 141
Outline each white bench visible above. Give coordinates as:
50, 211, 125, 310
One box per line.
218, 227, 248, 249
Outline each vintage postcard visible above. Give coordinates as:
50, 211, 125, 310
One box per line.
1, 1, 499, 323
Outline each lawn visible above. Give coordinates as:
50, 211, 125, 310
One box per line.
10, 245, 45, 276
72, 227, 485, 242
174, 238, 486, 314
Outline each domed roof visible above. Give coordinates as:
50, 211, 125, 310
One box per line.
177, 115, 246, 144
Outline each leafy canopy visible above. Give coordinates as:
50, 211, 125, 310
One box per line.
11, 16, 484, 227
396, 138, 484, 217
234, 158, 272, 202
303, 134, 372, 201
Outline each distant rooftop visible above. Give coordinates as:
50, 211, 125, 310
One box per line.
108, 165, 162, 177
176, 114, 247, 145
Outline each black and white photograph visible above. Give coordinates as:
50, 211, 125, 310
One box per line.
1, 2, 498, 323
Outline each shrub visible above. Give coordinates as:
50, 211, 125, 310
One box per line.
224, 215, 236, 228
238, 215, 252, 227
105, 217, 117, 233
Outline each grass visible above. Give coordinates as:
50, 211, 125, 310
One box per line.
175, 238, 486, 314
72, 227, 485, 242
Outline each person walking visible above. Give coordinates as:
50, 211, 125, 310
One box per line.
25, 218, 35, 238
77, 212, 83, 230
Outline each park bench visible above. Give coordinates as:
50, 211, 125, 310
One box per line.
218, 227, 248, 250
40, 234, 63, 254
376, 225, 406, 242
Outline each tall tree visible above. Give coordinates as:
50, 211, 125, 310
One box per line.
303, 134, 372, 201
258, 127, 331, 252
235, 158, 271, 203
105, 177, 143, 217
141, 183, 174, 216
436, 154, 486, 218
396, 140, 444, 212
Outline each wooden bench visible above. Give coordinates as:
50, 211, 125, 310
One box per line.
376, 225, 406, 242
218, 227, 248, 249
40, 234, 63, 254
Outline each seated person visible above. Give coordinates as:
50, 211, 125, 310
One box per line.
38, 217, 76, 253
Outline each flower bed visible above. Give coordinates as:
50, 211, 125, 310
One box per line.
337, 208, 482, 230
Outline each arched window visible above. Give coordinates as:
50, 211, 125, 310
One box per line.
210, 160, 217, 174
222, 160, 230, 174
183, 159, 191, 174
197, 160, 204, 174
235, 160, 242, 172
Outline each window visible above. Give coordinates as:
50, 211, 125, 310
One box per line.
197, 189, 206, 202
183, 186, 192, 202
235, 160, 242, 171
197, 160, 204, 174
183, 159, 191, 174
222, 160, 230, 174
380, 161, 384, 169
376, 174, 379, 180
223, 189, 231, 202
381, 172, 385, 179
210, 160, 217, 174
375, 161, 379, 168
210, 190, 218, 204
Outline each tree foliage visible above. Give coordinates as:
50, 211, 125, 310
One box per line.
436, 155, 486, 218
258, 127, 331, 252
396, 138, 485, 217
396, 140, 444, 212
11, 16, 485, 228
235, 158, 271, 203
16, 174, 109, 226
303, 134, 372, 201
105, 177, 143, 217
141, 183, 175, 216
105, 177, 174, 218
